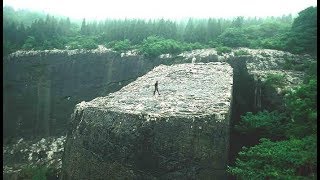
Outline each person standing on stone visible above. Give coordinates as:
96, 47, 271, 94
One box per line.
153, 81, 160, 95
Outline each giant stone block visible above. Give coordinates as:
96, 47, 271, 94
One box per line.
62, 62, 233, 179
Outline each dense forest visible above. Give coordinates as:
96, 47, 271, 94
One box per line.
3, 5, 317, 179
3, 6, 317, 57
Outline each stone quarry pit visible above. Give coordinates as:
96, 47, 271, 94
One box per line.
62, 62, 233, 179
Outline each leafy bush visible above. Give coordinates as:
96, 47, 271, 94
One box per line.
215, 46, 232, 55
67, 41, 80, 50
217, 28, 250, 47
283, 57, 317, 74
81, 39, 98, 49
228, 135, 317, 179
139, 36, 199, 58
22, 36, 37, 50
235, 111, 287, 139
264, 73, 286, 88
207, 41, 221, 48
284, 78, 317, 138
110, 39, 132, 52
65, 36, 98, 50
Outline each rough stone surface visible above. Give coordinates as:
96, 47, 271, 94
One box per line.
3, 50, 167, 139
62, 62, 233, 179
4, 47, 312, 140
80, 63, 232, 118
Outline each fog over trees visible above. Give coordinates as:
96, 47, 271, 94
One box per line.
3, 6, 317, 57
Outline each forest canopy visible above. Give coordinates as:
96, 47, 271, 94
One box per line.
3, 6, 317, 57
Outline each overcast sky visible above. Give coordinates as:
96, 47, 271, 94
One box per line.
3, 0, 317, 20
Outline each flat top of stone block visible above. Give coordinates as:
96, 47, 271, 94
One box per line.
78, 62, 233, 118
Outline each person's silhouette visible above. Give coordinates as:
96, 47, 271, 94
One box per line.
153, 81, 160, 95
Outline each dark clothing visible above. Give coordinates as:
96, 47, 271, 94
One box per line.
153, 81, 160, 95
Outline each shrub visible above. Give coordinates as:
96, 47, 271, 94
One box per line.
227, 135, 317, 179
235, 111, 287, 139
264, 73, 286, 88
208, 41, 221, 48
234, 49, 250, 56
81, 39, 98, 49
217, 28, 250, 47
216, 46, 232, 55
112, 39, 132, 52
139, 36, 188, 58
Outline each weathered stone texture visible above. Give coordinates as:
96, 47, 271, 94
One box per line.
3, 50, 165, 139
62, 63, 233, 179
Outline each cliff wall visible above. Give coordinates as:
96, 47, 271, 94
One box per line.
3, 47, 311, 140
3, 49, 164, 139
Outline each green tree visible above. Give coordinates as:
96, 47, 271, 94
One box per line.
111, 39, 132, 52
284, 79, 317, 138
80, 18, 87, 35
183, 18, 197, 43
22, 36, 37, 50
286, 6, 317, 55
217, 28, 249, 47
232, 16, 244, 28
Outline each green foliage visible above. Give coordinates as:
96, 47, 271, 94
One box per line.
215, 46, 232, 55
228, 135, 317, 179
234, 49, 250, 56
286, 6, 317, 55
2, 6, 316, 57
110, 39, 132, 52
207, 41, 221, 48
230, 76, 317, 179
81, 39, 98, 49
236, 111, 287, 139
283, 57, 317, 73
66, 41, 80, 50
22, 36, 37, 50
217, 28, 250, 47
284, 79, 317, 138
3, 6, 48, 27
65, 36, 98, 50
303, 61, 317, 82
264, 73, 286, 88
243, 22, 291, 50
138, 36, 203, 58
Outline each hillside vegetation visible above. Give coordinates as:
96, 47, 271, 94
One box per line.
3, 6, 317, 57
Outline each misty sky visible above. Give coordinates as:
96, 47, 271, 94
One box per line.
3, 0, 317, 20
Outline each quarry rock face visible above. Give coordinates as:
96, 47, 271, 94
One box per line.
3, 50, 167, 140
62, 62, 233, 179
4, 47, 312, 140
4, 47, 315, 178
